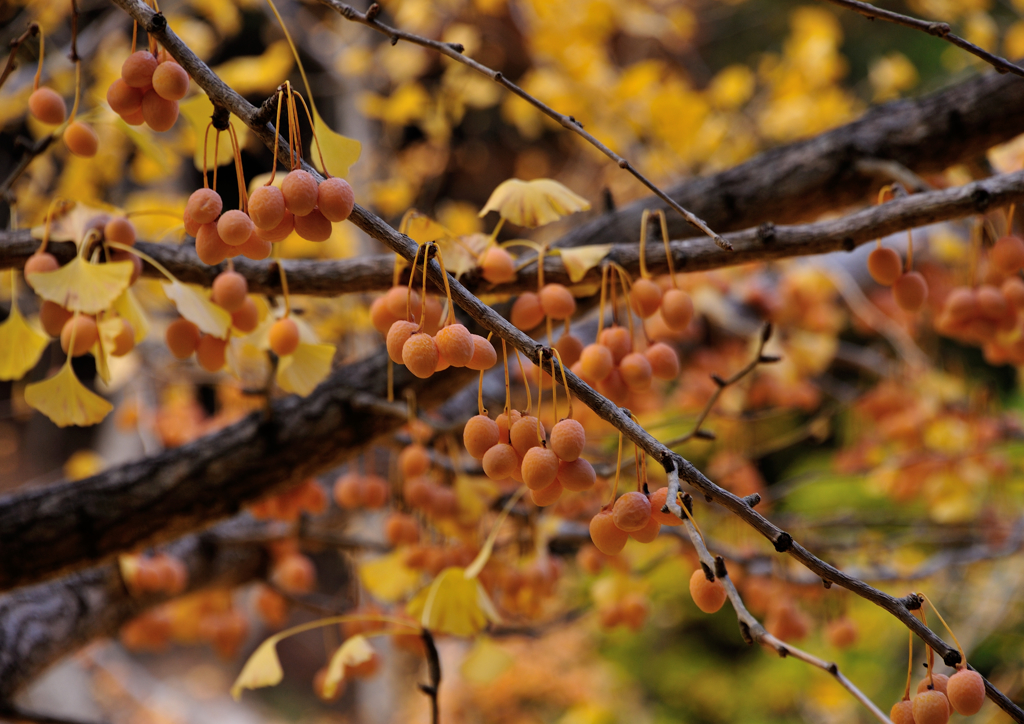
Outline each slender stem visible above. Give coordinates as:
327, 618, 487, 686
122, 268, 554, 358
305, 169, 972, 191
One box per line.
32, 29, 44, 90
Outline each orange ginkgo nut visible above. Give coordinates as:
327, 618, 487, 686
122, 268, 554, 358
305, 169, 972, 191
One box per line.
660, 288, 693, 331
464, 415, 499, 459
557, 457, 596, 491
645, 342, 680, 380
40, 300, 73, 337
867, 247, 903, 286
282, 170, 319, 216
946, 669, 985, 715
166, 318, 201, 359
612, 491, 651, 532
385, 512, 420, 546
630, 278, 663, 318
256, 211, 295, 243
530, 478, 563, 507
435, 324, 474, 367
122, 51, 158, 88
317, 177, 355, 222
496, 409, 521, 444
195, 223, 231, 265
539, 283, 576, 320
589, 509, 629, 555
890, 700, 915, 724
151, 61, 190, 101
107, 78, 144, 115
619, 352, 653, 392
482, 442, 519, 480
386, 320, 419, 364
333, 473, 364, 509
648, 487, 683, 526
370, 297, 399, 334
385, 286, 420, 321
217, 209, 256, 246
29, 87, 67, 125
916, 674, 949, 695
522, 446, 559, 490
248, 185, 286, 230
466, 335, 497, 370
110, 319, 136, 356
104, 217, 136, 246
510, 416, 544, 457
598, 367, 630, 406
579, 343, 614, 382
212, 271, 249, 312
912, 690, 950, 724
187, 188, 224, 225
629, 516, 661, 543
232, 297, 259, 333
893, 271, 928, 312
238, 230, 273, 261
362, 476, 389, 509
64, 122, 99, 158
25, 252, 59, 276
992, 236, 1024, 272
195, 334, 228, 371
598, 326, 632, 363
293, 208, 333, 242
511, 292, 545, 330
141, 89, 179, 132
270, 318, 301, 357
61, 315, 98, 356
479, 247, 517, 284
555, 333, 584, 368
689, 569, 727, 613
399, 444, 431, 478
549, 418, 585, 462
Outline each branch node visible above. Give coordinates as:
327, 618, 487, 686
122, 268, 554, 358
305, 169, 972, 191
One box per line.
901, 593, 923, 610
366, 3, 381, 21
756, 222, 776, 243
150, 11, 167, 31
618, 159, 628, 169
822, 578, 832, 589
777, 645, 789, 658
252, 91, 282, 127
758, 355, 781, 364
700, 561, 714, 582
714, 555, 727, 579
211, 105, 231, 131
711, 373, 727, 388
773, 532, 793, 553
742, 493, 761, 508
494, 71, 503, 81
693, 429, 716, 441
928, 21, 951, 36
739, 620, 754, 644
761, 323, 773, 342
942, 650, 963, 667
971, 186, 992, 212
827, 662, 839, 675
447, 42, 465, 53
680, 493, 693, 514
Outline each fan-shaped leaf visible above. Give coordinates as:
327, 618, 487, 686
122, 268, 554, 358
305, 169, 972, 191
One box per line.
27, 258, 134, 314
24, 362, 113, 427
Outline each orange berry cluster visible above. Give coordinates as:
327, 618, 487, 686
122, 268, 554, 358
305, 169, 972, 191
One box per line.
184, 172, 355, 265
403, 542, 477, 576
270, 548, 317, 595
164, 281, 259, 372
588, 487, 682, 555
108, 49, 187, 131
629, 277, 695, 330
867, 247, 928, 312
892, 669, 986, 724
511, 282, 577, 329
26, 215, 140, 356
574, 326, 680, 405
333, 471, 390, 510
597, 591, 648, 630
249, 478, 327, 521
121, 591, 248, 659
379, 286, 496, 379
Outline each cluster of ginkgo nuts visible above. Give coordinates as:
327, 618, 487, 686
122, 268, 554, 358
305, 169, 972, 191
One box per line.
891, 667, 986, 724
108, 48, 188, 131
464, 405, 596, 507
184, 170, 355, 266
573, 324, 681, 405
24, 215, 140, 357
375, 285, 497, 378
249, 478, 327, 521
867, 246, 928, 312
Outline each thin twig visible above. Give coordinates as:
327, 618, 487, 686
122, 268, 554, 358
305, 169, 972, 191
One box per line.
0, 135, 54, 206
0, 23, 39, 91
821, 0, 1024, 77
0, 708, 109, 724
318, 0, 729, 250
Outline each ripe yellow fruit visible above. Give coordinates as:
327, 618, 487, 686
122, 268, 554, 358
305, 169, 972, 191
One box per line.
619, 352, 653, 392
248, 186, 286, 231
946, 669, 985, 715
211, 270, 249, 312
598, 326, 631, 363
579, 343, 614, 382
64, 122, 98, 158
660, 288, 693, 331
689, 569, 727, 613
269, 318, 301, 357
282, 170, 318, 216
648, 487, 683, 526
218, 210, 255, 246
435, 323, 474, 367
195, 222, 231, 265
510, 416, 544, 457
231, 297, 259, 333
629, 516, 661, 543
890, 700, 914, 724
399, 443, 431, 478
317, 177, 355, 222
466, 335, 497, 370
511, 292, 545, 330
187, 188, 223, 225
530, 478, 563, 506
479, 246, 517, 284
645, 342, 680, 380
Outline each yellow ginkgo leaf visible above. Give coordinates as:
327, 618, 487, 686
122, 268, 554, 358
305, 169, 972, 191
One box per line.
479, 178, 590, 228
27, 258, 134, 314
231, 635, 285, 701
405, 214, 452, 245
24, 361, 114, 427
0, 303, 49, 381
460, 636, 513, 685
321, 635, 375, 700
454, 474, 498, 527
92, 317, 121, 385
116, 118, 173, 175
557, 244, 614, 283
163, 282, 232, 338
407, 567, 501, 637
179, 93, 250, 171
311, 107, 361, 179
226, 332, 272, 390
439, 233, 490, 278
276, 342, 336, 396
359, 551, 423, 603
30, 200, 118, 244
213, 40, 294, 96
112, 289, 150, 344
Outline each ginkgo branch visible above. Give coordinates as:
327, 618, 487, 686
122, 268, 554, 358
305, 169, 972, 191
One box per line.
821, 0, 1024, 78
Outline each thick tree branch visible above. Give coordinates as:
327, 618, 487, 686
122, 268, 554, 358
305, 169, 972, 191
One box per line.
0, 517, 268, 701
4, 170, 1022, 294
821, 0, 1024, 78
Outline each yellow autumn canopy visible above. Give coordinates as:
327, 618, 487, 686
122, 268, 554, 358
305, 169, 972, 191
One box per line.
479, 178, 590, 228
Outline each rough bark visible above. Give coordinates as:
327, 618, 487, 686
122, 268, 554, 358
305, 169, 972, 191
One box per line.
0, 517, 268, 701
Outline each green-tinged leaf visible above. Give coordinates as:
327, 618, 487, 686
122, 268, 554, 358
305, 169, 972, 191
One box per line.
311, 107, 361, 179
0, 303, 48, 381
163, 282, 232, 338
231, 636, 284, 700
557, 245, 613, 283
359, 551, 423, 603
24, 361, 113, 427
321, 635, 374, 700
276, 342, 335, 396
27, 258, 134, 314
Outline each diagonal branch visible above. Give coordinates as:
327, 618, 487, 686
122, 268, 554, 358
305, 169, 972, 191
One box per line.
317, 0, 728, 249
821, 0, 1024, 78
